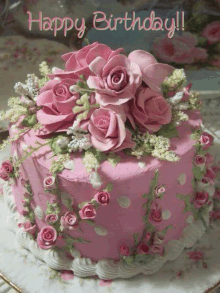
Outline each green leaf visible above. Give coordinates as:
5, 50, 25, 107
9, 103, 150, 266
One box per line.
123, 256, 133, 265
162, 224, 173, 235
134, 254, 154, 264
157, 124, 179, 139
107, 153, 121, 167
78, 201, 87, 209
104, 182, 113, 192
133, 233, 139, 246
193, 166, 205, 181
22, 114, 37, 127
142, 193, 148, 198
142, 203, 148, 208
176, 193, 187, 200
85, 219, 95, 226
50, 136, 69, 155
149, 170, 159, 195
183, 196, 192, 213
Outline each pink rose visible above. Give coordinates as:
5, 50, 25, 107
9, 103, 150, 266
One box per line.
94, 191, 110, 205
182, 83, 192, 102
213, 189, 220, 199
1, 160, 13, 174
45, 214, 58, 224
194, 155, 206, 167
61, 42, 123, 78
188, 251, 203, 261
205, 153, 214, 166
119, 244, 130, 256
202, 21, 220, 44
20, 178, 28, 187
200, 132, 214, 150
150, 202, 162, 222
21, 220, 36, 236
130, 87, 171, 132
88, 107, 134, 152
37, 226, 57, 249
128, 50, 174, 92
36, 78, 79, 136
43, 176, 56, 190
137, 243, 149, 254
87, 54, 142, 106
79, 203, 96, 220
210, 211, 220, 220
21, 210, 29, 216
204, 168, 216, 182
153, 232, 165, 245
151, 244, 164, 255
154, 185, 166, 197
210, 55, 220, 68
193, 192, 209, 208
152, 33, 208, 64
0, 168, 9, 181
60, 212, 78, 230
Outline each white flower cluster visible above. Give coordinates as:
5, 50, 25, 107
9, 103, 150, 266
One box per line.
162, 69, 186, 95
67, 122, 92, 152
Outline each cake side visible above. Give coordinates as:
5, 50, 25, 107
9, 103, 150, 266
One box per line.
0, 42, 217, 278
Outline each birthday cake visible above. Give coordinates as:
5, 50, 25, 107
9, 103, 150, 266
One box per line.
0, 42, 216, 279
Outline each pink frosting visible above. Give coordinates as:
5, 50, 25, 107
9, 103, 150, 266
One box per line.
129, 87, 171, 132
11, 110, 204, 262
88, 107, 134, 152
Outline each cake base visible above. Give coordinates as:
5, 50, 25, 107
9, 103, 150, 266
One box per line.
3, 182, 210, 280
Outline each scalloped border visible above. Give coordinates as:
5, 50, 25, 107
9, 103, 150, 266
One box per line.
3, 183, 210, 280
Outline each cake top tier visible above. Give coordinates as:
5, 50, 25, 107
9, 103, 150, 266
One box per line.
1, 42, 202, 166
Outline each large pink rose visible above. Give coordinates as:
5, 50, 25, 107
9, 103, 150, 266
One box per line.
152, 33, 208, 65
36, 78, 79, 135
79, 203, 96, 220
1, 160, 13, 174
202, 21, 220, 44
130, 87, 171, 132
60, 212, 78, 230
88, 107, 134, 152
193, 192, 209, 209
128, 50, 174, 92
87, 54, 142, 106
61, 42, 123, 78
37, 226, 57, 249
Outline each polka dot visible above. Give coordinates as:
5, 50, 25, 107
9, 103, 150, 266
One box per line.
186, 215, 194, 224
117, 196, 131, 208
178, 174, 186, 185
34, 205, 44, 220
138, 162, 146, 169
94, 226, 108, 236
162, 209, 171, 220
